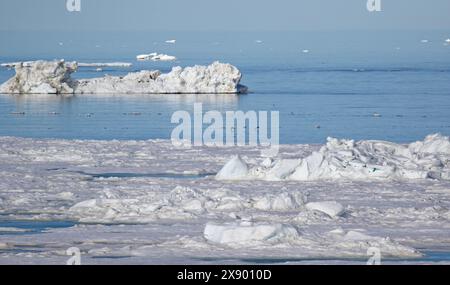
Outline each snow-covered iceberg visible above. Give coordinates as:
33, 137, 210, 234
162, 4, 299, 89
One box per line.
216, 134, 450, 181
0, 60, 248, 94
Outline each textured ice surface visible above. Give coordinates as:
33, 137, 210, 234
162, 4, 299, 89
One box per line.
0, 136, 449, 264
204, 222, 300, 245
0, 60, 247, 94
305, 202, 345, 218
216, 134, 450, 181
215, 155, 249, 180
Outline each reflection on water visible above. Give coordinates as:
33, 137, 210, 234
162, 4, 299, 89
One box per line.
0, 93, 242, 141
1, 31, 450, 144
0, 220, 76, 235
1, 91, 450, 144
75, 170, 216, 180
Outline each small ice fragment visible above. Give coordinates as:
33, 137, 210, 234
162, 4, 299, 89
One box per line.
261, 157, 273, 168
204, 222, 299, 245
136, 53, 176, 61
136, 53, 156, 60
216, 155, 249, 181
420, 39, 429, 43
344, 230, 374, 241
255, 40, 263, 44
165, 39, 176, 44
302, 49, 310, 53
306, 201, 345, 218
152, 54, 177, 61
329, 228, 345, 235
373, 112, 382, 117
58, 42, 64, 46
253, 192, 304, 211
445, 39, 450, 43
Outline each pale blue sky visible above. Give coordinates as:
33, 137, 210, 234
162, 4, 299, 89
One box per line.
1, 0, 450, 31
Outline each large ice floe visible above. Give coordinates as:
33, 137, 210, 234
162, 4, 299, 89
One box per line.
0, 60, 247, 94
0, 136, 449, 264
216, 134, 450, 181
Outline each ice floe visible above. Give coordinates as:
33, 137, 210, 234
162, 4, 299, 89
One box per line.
216, 134, 450, 181
215, 155, 249, 180
0, 60, 247, 94
77, 62, 132, 67
136, 53, 177, 61
1, 61, 132, 68
67, 185, 308, 224
204, 222, 299, 246
305, 201, 345, 218
252, 192, 306, 211
202, 222, 420, 258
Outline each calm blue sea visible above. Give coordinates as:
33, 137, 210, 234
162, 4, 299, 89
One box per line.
0, 31, 449, 144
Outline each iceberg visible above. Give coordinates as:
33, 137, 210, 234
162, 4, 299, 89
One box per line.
0, 60, 248, 94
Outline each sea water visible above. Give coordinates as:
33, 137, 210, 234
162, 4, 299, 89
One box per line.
0, 30, 449, 144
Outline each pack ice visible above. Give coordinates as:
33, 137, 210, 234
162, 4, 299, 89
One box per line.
216, 134, 450, 181
0, 60, 248, 94
1, 136, 449, 263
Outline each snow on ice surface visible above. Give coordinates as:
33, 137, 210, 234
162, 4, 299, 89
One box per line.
204, 222, 300, 245
0, 136, 449, 264
216, 134, 450, 181
305, 202, 345, 218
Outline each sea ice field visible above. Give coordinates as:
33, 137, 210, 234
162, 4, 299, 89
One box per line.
1, 30, 450, 264
0, 136, 449, 264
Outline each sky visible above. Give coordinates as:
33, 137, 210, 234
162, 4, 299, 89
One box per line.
0, 0, 450, 31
